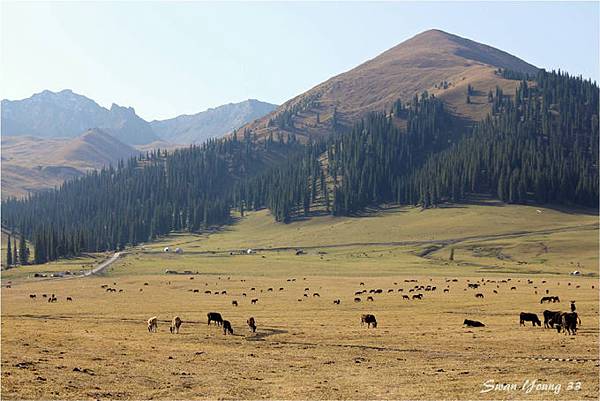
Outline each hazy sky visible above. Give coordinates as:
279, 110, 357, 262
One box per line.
2, 1, 598, 121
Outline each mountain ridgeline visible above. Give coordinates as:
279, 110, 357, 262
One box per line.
2, 70, 597, 263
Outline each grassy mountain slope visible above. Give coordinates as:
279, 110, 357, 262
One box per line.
1, 130, 139, 199
235, 29, 538, 141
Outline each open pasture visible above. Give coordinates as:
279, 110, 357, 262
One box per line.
1, 204, 598, 399
2, 271, 598, 400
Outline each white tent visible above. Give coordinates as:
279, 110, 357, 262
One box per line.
164, 247, 170, 252
175, 247, 183, 254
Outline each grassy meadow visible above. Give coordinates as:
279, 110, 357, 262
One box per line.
1, 203, 598, 399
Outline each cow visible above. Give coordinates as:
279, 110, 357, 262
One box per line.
443, 289, 449, 293
493, 290, 498, 294
412, 294, 423, 300
29, 294, 36, 299
355, 291, 363, 296
170, 316, 182, 334
354, 297, 361, 303
242, 293, 247, 297
367, 296, 374, 302
510, 286, 517, 290
251, 298, 258, 304
463, 319, 485, 327
402, 295, 410, 300
468, 283, 480, 289
267, 288, 273, 292
207, 312, 223, 326
232, 300, 238, 307
540, 296, 553, 303
313, 293, 320, 297
222, 320, 233, 335
247, 317, 256, 333
543, 310, 562, 329
333, 299, 341, 305
519, 312, 541, 326
147, 316, 158, 332
558, 312, 580, 335
193, 289, 199, 293
66, 297, 73, 301
360, 314, 377, 328
475, 293, 484, 298
279, 287, 284, 291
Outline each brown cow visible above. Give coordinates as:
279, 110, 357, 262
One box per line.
223, 320, 233, 335
170, 316, 182, 334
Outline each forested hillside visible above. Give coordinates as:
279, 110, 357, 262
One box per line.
236, 70, 598, 221
1, 70, 597, 263
1, 136, 299, 263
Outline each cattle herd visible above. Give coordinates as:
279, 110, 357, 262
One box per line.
24, 275, 586, 338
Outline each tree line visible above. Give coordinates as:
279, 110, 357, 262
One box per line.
1, 69, 597, 264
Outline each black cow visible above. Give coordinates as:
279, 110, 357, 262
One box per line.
361, 314, 377, 328
463, 319, 485, 327
519, 312, 541, 326
223, 320, 233, 335
543, 310, 562, 329
557, 312, 580, 335
232, 300, 238, 307
333, 299, 341, 305
207, 312, 223, 326
247, 317, 256, 332
354, 297, 361, 302
475, 293, 484, 298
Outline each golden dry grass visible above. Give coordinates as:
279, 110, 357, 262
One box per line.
1, 204, 598, 400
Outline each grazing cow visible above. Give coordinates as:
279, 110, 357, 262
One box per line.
558, 312, 580, 335
519, 312, 541, 327
367, 296, 374, 302
304, 288, 310, 291
540, 296, 553, 303
222, 320, 233, 335
475, 293, 484, 299
303, 294, 308, 297
250, 287, 256, 291
375, 289, 383, 294
144, 283, 149, 286
543, 310, 562, 329
170, 316, 182, 334
313, 293, 320, 297
360, 282, 365, 286
493, 290, 498, 294
279, 287, 284, 291
443, 289, 449, 293
267, 288, 273, 292
42, 294, 47, 298
398, 288, 404, 292
510, 286, 517, 291
360, 314, 377, 328
242, 293, 247, 297
388, 289, 394, 293
232, 300, 238, 307
468, 283, 480, 289
207, 312, 223, 326
193, 289, 199, 293
354, 297, 361, 303
402, 295, 410, 300
333, 299, 341, 305
66, 297, 73, 301
463, 319, 485, 327
251, 298, 258, 304
221, 291, 227, 295
355, 291, 363, 296
147, 316, 158, 332
412, 294, 423, 300
29, 294, 36, 299
247, 317, 256, 332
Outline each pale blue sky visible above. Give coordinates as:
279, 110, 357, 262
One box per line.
1, 1, 598, 121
